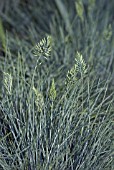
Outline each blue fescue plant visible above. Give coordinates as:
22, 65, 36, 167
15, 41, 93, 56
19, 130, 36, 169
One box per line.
0, 0, 114, 169
0, 34, 113, 170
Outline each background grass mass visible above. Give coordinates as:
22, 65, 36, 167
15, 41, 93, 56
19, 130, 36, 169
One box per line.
0, 0, 114, 169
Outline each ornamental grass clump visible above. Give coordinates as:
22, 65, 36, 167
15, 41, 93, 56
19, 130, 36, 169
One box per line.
0, 35, 114, 170
0, 1, 114, 169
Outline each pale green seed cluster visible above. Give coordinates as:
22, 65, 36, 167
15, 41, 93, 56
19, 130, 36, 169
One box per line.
34, 35, 52, 58
75, 0, 84, 22
103, 24, 112, 41
66, 64, 78, 84
49, 79, 56, 101
66, 52, 87, 84
3, 72, 12, 95
0, 18, 6, 51
75, 52, 87, 74
33, 86, 44, 112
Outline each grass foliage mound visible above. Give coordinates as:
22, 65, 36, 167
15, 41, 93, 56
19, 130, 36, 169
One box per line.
0, 0, 114, 169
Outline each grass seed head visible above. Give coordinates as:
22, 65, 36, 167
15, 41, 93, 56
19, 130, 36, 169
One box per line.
3, 72, 12, 95
33, 35, 52, 58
